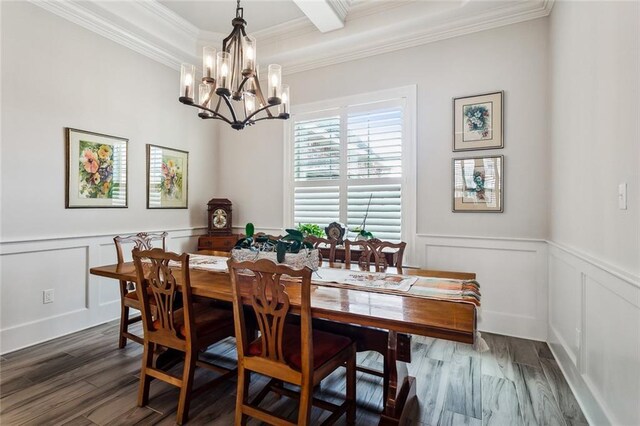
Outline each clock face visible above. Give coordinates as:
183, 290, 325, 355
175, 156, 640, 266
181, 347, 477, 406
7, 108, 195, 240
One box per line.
325, 222, 345, 242
212, 208, 228, 228
328, 227, 341, 239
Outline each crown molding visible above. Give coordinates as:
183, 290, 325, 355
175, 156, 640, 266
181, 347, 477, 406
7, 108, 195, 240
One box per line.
329, 0, 352, 21
278, 0, 555, 75
29, 0, 197, 70
30, 0, 555, 75
135, 1, 200, 40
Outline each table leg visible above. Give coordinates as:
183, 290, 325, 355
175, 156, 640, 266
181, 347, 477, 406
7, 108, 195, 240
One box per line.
379, 331, 417, 426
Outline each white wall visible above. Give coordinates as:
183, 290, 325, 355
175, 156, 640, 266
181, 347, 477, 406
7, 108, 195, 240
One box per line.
0, 2, 218, 353
549, 1, 639, 277
547, 2, 640, 425
216, 18, 551, 339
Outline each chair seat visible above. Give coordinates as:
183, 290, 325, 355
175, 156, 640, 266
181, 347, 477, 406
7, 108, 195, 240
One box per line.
248, 324, 352, 371
153, 303, 233, 340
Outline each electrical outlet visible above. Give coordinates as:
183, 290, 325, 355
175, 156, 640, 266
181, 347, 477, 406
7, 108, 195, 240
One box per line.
43, 289, 54, 304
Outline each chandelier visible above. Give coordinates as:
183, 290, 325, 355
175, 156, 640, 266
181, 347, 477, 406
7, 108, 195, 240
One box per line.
178, 0, 290, 130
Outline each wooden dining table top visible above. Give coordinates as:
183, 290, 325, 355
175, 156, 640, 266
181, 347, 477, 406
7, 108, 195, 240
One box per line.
90, 255, 478, 344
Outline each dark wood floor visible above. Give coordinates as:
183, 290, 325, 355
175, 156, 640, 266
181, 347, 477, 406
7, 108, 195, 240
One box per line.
0, 321, 588, 425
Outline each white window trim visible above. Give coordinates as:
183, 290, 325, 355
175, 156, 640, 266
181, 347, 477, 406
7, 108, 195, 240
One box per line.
283, 85, 417, 265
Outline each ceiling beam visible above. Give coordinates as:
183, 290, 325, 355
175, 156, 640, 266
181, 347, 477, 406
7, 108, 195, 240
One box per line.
292, 0, 349, 33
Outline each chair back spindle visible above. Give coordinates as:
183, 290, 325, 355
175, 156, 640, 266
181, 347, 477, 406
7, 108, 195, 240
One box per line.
304, 235, 337, 265
345, 239, 407, 273
228, 259, 313, 373
132, 248, 194, 346
114, 232, 168, 264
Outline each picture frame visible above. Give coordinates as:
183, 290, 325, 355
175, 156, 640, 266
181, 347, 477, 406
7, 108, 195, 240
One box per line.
452, 155, 503, 212
453, 91, 503, 151
146, 144, 189, 209
66, 128, 128, 208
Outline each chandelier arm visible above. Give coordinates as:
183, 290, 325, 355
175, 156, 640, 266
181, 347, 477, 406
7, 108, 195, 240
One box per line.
243, 103, 280, 123
214, 96, 223, 114
252, 78, 275, 118
220, 93, 240, 123
231, 38, 242, 93
184, 102, 234, 126
251, 115, 288, 123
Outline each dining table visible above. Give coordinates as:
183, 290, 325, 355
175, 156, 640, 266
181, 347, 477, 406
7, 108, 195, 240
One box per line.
90, 250, 479, 426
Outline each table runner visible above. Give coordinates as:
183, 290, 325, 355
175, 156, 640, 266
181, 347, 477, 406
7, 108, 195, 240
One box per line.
174, 254, 481, 307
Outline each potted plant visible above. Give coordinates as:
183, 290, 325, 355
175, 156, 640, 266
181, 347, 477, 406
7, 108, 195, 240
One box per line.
297, 223, 324, 238
350, 194, 374, 240
233, 223, 320, 270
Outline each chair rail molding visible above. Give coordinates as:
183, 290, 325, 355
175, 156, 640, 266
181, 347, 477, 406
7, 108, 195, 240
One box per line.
0, 227, 206, 354
546, 239, 640, 426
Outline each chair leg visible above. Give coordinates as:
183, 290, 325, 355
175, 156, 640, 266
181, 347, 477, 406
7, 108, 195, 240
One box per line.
176, 350, 197, 425
297, 381, 313, 425
118, 304, 129, 348
346, 346, 357, 425
138, 342, 153, 407
235, 367, 249, 425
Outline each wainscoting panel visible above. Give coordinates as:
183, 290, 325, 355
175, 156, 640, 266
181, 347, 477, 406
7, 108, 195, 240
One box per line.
548, 251, 582, 365
0, 227, 206, 354
416, 235, 548, 341
547, 242, 640, 426
1, 246, 88, 328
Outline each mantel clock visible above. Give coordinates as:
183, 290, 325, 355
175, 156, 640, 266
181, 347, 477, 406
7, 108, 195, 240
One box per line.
207, 198, 232, 235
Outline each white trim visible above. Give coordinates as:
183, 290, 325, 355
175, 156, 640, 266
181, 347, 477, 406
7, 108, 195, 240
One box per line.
547, 240, 640, 290
0, 227, 207, 354
29, 0, 197, 70
285, 86, 417, 260
548, 327, 612, 426
417, 233, 546, 243
27, 0, 555, 75
0, 227, 207, 253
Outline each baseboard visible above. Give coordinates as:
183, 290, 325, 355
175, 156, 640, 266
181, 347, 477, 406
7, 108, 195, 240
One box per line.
548, 326, 612, 426
479, 310, 547, 341
0, 227, 206, 354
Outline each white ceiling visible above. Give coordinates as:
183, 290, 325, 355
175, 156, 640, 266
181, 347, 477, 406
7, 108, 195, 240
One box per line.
158, 0, 306, 33
33, 0, 555, 74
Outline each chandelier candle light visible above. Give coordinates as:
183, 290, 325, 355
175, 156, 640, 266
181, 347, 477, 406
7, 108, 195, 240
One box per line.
178, 0, 290, 130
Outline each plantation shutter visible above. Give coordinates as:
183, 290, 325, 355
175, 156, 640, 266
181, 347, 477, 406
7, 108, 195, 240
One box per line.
292, 100, 405, 242
293, 116, 340, 181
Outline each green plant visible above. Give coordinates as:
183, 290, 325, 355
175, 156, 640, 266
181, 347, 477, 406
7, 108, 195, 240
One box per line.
297, 223, 324, 238
351, 227, 374, 240
233, 224, 313, 263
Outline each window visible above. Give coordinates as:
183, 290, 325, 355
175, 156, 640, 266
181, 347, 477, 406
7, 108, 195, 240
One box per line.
285, 87, 416, 247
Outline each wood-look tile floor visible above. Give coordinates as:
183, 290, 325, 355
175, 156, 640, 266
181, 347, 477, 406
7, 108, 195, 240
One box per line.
0, 321, 588, 425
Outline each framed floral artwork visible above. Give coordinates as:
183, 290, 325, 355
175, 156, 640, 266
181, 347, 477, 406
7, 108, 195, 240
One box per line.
453, 91, 503, 151
146, 144, 189, 209
66, 128, 128, 208
452, 155, 503, 212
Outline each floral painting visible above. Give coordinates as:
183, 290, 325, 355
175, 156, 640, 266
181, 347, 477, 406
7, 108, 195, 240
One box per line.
66, 128, 128, 208
453, 155, 503, 212
147, 145, 188, 209
160, 156, 184, 200
453, 92, 503, 151
463, 102, 492, 141
78, 141, 115, 198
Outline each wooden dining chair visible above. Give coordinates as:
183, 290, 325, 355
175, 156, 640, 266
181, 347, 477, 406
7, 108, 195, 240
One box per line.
304, 235, 337, 265
345, 239, 407, 274
132, 248, 236, 425
228, 258, 356, 426
113, 231, 168, 348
